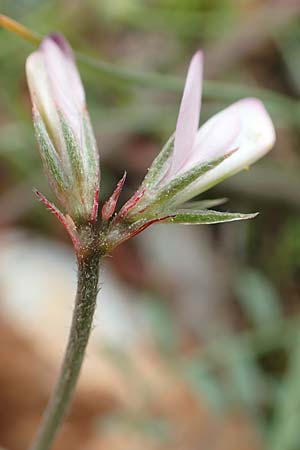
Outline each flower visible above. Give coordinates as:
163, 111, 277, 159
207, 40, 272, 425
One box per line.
105, 51, 275, 249
26, 34, 100, 223
26, 36, 275, 253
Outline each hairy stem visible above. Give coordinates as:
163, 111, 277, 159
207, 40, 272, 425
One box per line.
28, 249, 100, 450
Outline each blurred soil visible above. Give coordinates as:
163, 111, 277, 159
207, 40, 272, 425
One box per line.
0, 317, 261, 450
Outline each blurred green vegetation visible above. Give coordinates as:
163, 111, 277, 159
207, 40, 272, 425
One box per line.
2, 1, 300, 449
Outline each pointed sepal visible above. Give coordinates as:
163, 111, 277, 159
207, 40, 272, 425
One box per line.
34, 189, 81, 250
129, 149, 237, 218
116, 186, 146, 222
90, 187, 100, 223
156, 149, 237, 209
102, 172, 126, 221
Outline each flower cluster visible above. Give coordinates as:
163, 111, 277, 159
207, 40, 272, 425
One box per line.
26, 35, 275, 253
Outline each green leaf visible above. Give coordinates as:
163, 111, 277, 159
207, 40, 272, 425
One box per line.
164, 209, 258, 225
142, 133, 174, 189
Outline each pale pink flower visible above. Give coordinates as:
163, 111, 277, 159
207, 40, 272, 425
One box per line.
26, 34, 99, 222
25, 38, 276, 251
105, 51, 276, 247
125, 51, 276, 215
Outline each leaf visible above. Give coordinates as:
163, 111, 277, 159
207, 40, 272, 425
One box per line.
164, 209, 258, 225
106, 208, 257, 249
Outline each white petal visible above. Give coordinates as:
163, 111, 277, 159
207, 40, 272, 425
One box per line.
26, 51, 62, 153
173, 98, 276, 205
167, 51, 203, 179
41, 34, 85, 143
180, 105, 241, 172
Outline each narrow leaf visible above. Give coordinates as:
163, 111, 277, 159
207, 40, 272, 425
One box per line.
164, 209, 258, 225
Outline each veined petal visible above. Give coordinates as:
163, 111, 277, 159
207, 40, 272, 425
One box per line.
167, 51, 203, 179
26, 51, 62, 152
33, 109, 70, 192
41, 34, 85, 145
181, 106, 241, 172
171, 98, 275, 205
26, 33, 100, 223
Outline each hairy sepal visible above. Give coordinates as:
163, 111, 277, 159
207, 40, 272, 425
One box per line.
33, 112, 70, 208
155, 150, 237, 210
141, 133, 175, 189
59, 111, 84, 185
59, 111, 100, 221
34, 189, 81, 250
82, 112, 100, 187
102, 172, 126, 221
129, 149, 236, 218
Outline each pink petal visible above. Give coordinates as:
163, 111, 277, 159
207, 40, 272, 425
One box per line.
168, 51, 203, 178
180, 104, 242, 173
26, 51, 62, 152
41, 34, 85, 142
172, 98, 276, 205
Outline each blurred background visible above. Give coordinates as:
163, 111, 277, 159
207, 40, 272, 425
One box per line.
1, 0, 300, 449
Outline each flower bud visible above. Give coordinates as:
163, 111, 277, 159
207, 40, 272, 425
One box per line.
26, 33, 100, 222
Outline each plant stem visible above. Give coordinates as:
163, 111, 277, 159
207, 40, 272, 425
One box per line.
0, 14, 41, 45
28, 249, 100, 450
